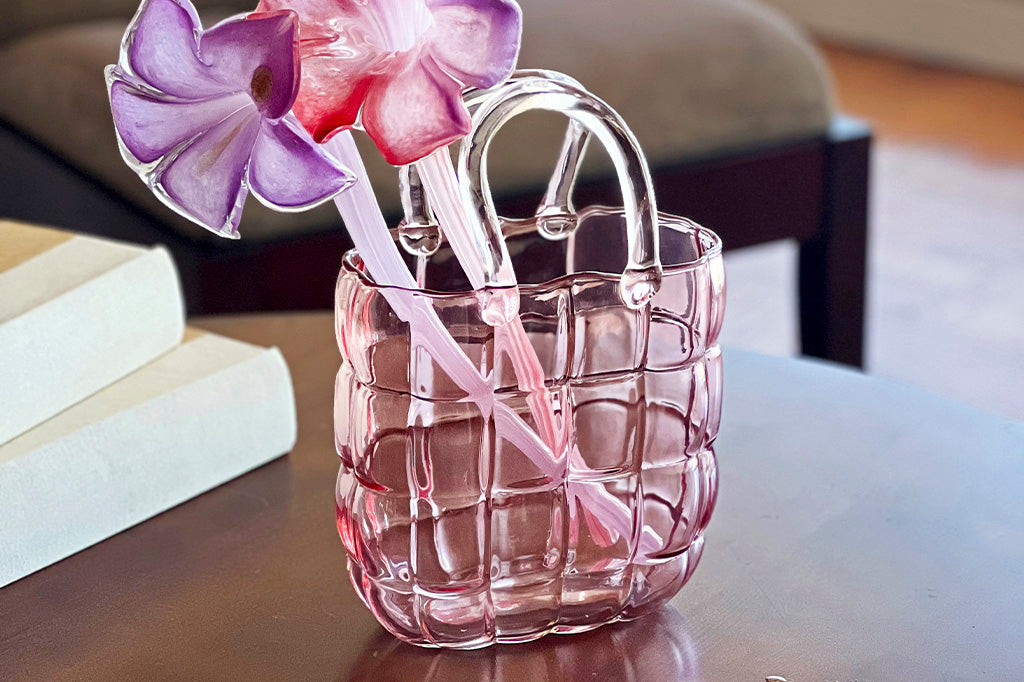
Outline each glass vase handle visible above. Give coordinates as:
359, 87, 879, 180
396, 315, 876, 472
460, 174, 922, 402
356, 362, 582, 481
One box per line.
459, 72, 663, 308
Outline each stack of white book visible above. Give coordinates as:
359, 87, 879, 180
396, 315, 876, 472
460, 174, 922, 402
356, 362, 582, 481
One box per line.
0, 221, 297, 587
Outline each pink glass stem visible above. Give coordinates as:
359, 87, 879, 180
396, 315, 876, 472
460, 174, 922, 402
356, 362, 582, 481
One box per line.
325, 132, 551, 461
327, 133, 658, 554
416, 147, 660, 553
416, 149, 518, 290
416, 149, 562, 449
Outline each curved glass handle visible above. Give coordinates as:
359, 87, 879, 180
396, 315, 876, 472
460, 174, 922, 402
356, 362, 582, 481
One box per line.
462, 69, 586, 113
534, 118, 589, 240
458, 74, 662, 308
397, 164, 441, 257
467, 70, 591, 240
398, 70, 588, 255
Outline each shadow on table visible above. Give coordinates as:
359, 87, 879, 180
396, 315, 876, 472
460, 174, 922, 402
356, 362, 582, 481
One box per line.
343, 606, 702, 681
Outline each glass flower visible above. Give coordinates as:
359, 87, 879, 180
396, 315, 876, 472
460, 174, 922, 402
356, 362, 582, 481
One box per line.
106, 0, 355, 237
257, 0, 522, 165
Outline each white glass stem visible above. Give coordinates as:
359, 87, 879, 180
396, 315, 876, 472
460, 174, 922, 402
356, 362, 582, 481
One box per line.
326, 133, 550, 461
329, 131, 659, 553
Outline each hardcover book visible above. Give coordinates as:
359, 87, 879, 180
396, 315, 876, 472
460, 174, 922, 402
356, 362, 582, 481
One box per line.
0, 329, 297, 587
0, 221, 184, 444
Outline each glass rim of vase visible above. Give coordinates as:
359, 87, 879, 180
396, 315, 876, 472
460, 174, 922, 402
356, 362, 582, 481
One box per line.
342, 205, 722, 299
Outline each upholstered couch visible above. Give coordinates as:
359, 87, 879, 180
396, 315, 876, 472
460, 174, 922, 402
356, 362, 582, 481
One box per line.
0, 0, 869, 365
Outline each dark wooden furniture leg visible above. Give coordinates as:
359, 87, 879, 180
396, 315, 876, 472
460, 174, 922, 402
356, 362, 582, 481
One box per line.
799, 118, 871, 367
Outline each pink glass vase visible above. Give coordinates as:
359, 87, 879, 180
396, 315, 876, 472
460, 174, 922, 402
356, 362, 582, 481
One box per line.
333, 207, 724, 648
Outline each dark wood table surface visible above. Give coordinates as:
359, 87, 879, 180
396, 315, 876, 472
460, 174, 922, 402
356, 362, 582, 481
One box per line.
2, 312, 1021, 681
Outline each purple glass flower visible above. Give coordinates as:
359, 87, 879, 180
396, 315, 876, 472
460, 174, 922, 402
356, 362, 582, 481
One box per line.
106, 0, 355, 237
257, 0, 522, 166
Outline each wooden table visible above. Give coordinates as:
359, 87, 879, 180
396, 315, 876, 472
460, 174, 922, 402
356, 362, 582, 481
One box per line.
2, 313, 1021, 680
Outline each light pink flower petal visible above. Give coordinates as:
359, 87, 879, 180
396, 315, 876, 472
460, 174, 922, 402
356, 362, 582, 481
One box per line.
361, 53, 471, 166
248, 116, 356, 209
126, 0, 227, 98
154, 107, 261, 236
109, 77, 251, 164
257, 0, 381, 142
425, 0, 522, 89
200, 11, 300, 120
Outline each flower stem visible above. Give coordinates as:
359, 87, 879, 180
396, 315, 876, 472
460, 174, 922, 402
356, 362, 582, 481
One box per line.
415, 147, 662, 554
329, 133, 660, 556
416, 149, 563, 449
325, 133, 552, 462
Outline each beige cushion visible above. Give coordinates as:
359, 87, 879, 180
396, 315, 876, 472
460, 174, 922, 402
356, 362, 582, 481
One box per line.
0, 0, 255, 44
0, 0, 833, 244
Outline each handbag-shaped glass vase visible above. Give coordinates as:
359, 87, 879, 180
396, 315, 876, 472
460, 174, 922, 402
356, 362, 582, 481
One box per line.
334, 75, 725, 649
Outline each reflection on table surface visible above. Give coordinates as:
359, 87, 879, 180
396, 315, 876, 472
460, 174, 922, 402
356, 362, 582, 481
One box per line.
345, 607, 701, 681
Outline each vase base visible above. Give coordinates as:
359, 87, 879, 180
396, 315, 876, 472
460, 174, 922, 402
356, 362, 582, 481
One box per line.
347, 539, 706, 649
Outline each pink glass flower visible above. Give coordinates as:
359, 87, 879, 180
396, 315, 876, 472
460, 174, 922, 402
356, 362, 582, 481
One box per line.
257, 0, 522, 165
106, 0, 355, 237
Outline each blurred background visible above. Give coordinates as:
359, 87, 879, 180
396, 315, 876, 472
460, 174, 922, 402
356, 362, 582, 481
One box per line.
723, 1, 1024, 419
0, 0, 1021, 419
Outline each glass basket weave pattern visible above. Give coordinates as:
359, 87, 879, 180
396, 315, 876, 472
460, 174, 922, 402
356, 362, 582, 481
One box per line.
334, 209, 724, 648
